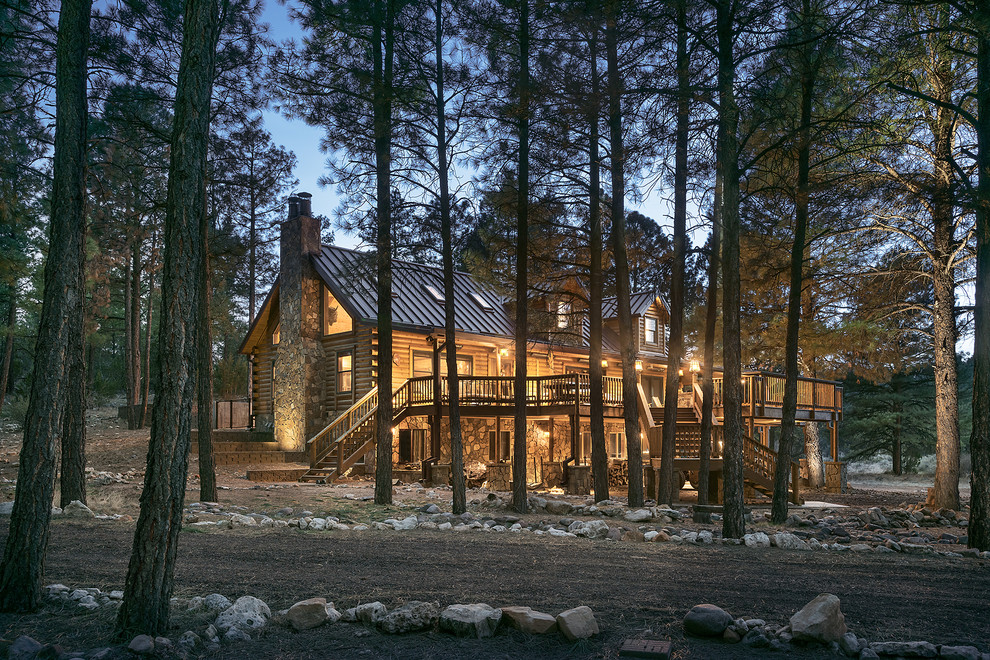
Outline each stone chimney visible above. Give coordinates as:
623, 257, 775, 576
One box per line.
273, 192, 325, 453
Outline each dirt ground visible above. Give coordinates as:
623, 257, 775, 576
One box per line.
1, 409, 989, 659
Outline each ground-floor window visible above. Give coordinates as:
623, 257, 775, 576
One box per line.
608, 431, 626, 460
398, 428, 427, 463
580, 431, 592, 465
488, 430, 511, 462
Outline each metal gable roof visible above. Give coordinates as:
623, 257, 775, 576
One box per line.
601, 291, 665, 318
311, 245, 515, 338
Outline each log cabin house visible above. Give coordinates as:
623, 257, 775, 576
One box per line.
239, 195, 844, 500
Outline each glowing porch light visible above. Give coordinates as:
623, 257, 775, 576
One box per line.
678, 369, 684, 377
601, 359, 608, 368
498, 348, 509, 357
689, 360, 701, 373
635, 360, 643, 371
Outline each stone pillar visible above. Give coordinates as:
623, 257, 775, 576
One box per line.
273, 193, 325, 452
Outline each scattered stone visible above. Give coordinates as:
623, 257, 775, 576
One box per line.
684, 604, 733, 637
774, 532, 810, 551
379, 601, 441, 634
345, 601, 387, 625
0, 501, 13, 515
500, 606, 558, 634
439, 603, 502, 638
938, 646, 981, 660
390, 515, 418, 531
127, 635, 154, 655
790, 593, 847, 643
556, 606, 599, 641
62, 500, 95, 519
177, 631, 201, 652
203, 594, 232, 612
624, 509, 653, 522
229, 513, 258, 527
224, 627, 252, 642
839, 631, 860, 656
741, 629, 770, 648
9, 636, 43, 660
723, 628, 742, 643
869, 641, 937, 657
286, 597, 334, 631
215, 595, 271, 634
545, 500, 573, 516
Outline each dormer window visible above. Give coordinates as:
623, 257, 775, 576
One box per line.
556, 301, 571, 329
645, 317, 658, 344
424, 284, 444, 304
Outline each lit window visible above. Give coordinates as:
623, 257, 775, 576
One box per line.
608, 432, 626, 459
489, 430, 511, 462
645, 317, 658, 344
413, 350, 433, 378
456, 355, 473, 376
556, 301, 571, 329
272, 323, 281, 345
337, 353, 352, 393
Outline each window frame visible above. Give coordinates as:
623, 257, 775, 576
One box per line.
644, 316, 658, 345
337, 351, 353, 394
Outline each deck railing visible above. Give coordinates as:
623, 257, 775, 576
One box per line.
708, 371, 842, 416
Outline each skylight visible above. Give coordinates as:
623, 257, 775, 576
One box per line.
472, 292, 494, 311
424, 284, 445, 304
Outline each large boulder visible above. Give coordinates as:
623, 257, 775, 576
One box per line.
286, 597, 335, 631
571, 520, 610, 539
439, 603, 502, 638
501, 606, 558, 634
773, 532, 810, 551
789, 593, 846, 643
379, 601, 441, 634
215, 596, 271, 634
545, 500, 574, 516
624, 509, 653, 523
683, 604, 733, 637
743, 532, 771, 548
556, 606, 599, 641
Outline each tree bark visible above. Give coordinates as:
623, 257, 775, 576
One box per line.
658, 0, 689, 506
512, 0, 530, 514
124, 250, 136, 429
771, 5, 816, 523
114, 0, 219, 637
139, 231, 157, 429
0, 289, 17, 412
198, 220, 217, 503
435, 0, 465, 515
61, 217, 88, 507
606, 0, 642, 507
968, 8, 990, 552
805, 422, 824, 488
373, 0, 395, 506
717, 0, 745, 539
130, 244, 142, 429
698, 188, 721, 508
0, 0, 90, 613
588, 12, 608, 503
929, 57, 961, 510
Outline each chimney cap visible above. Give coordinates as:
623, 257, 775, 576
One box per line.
295, 191, 312, 218
297, 191, 312, 200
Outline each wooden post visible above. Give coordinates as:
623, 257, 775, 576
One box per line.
431, 338, 441, 459
790, 460, 800, 504
830, 419, 838, 462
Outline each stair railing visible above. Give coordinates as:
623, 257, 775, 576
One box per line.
307, 387, 379, 466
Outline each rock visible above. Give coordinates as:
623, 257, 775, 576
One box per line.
545, 500, 573, 515
9, 636, 44, 660
868, 641, 937, 657
697, 530, 714, 544
839, 631, 861, 656
743, 532, 770, 548
128, 635, 154, 655
572, 519, 610, 539
379, 601, 441, 634
742, 629, 770, 648
203, 594, 232, 611
0, 501, 14, 515
287, 597, 334, 631
644, 531, 660, 542
859, 649, 880, 659
308, 518, 327, 531
391, 515, 418, 531
346, 601, 387, 625
62, 500, 95, 518
556, 606, 599, 641
229, 513, 258, 527
723, 628, 742, 643
501, 606, 558, 634
439, 603, 502, 638
438, 521, 453, 531
790, 593, 847, 643
774, 532, 810, 550
624, 509, 653, 522
215, 595, 271, 633
621, 530, 645, 542
224, 627, 252, 642
938, 646, 980, 660
684, 604, 733, 637
177, 631, 201, 652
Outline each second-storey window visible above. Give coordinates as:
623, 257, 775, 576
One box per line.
337, 353, 352, 393
644, 317, 658, 344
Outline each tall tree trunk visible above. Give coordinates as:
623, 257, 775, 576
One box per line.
124, 251, 136, 429
139, 231, 157, 429
0, 0, 90, 613
61, 216, 88, 507
373, 0, 395, 506
435, 0, 465, 515
698, 187, 721, 508
930, 62, 961, 510
588, 12, 608, 502
606, 0, 642, 507
0, 289, 17, 412
658, 0, 689, 506
771, 9, 816, 523
130, 244, 142, 429
512, 0, 530, 514
893, 410, 902, 475
717, 0, 745, 539
114, 0, 219, 636
198, 223, 217, 503
805, 422, 824, 488
968, 8, 990, 552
